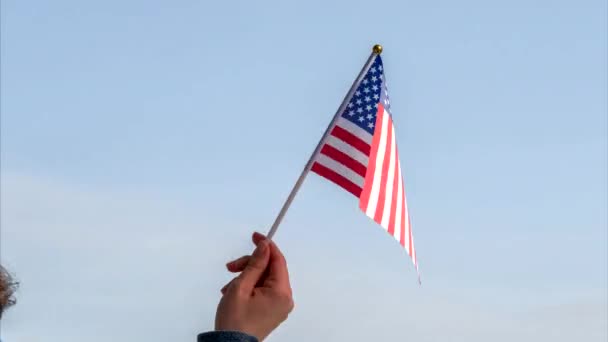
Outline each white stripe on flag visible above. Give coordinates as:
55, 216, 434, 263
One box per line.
380, 124, 397, 229
324, 135, 369, 166
365, 109, 390, 218
315, 154, 365, 188
334, 117, 373, 145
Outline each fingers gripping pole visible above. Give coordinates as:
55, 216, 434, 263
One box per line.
266, 45, 383, 240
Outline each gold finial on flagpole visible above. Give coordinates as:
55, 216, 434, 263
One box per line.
373, 44, 383, 54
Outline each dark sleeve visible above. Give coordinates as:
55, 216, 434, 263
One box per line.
197, 331, 258, 342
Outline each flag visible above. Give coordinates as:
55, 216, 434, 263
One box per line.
311, 55, 418, 272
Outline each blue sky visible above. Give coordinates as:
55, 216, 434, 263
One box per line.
1, 0, 607, 341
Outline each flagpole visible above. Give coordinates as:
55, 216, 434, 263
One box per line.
266, 44, 384, 240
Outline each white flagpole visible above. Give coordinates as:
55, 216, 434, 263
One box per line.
266, 44, 384, 240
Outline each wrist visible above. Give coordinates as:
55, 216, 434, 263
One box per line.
198, 330, 258, 342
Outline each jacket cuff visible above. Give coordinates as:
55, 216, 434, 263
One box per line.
197, 331, 258, 342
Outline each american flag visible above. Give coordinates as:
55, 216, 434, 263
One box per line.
311, 55, 418, 271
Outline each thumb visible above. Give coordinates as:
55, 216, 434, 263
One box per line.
236, 239, 270, 291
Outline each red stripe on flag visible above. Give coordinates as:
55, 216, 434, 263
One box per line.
320, 144, 367, 177
387, 155, 400, 235
373, 116, 393, 224
311, 162, 362, 197
399, 178, 407, 248
408, 214, 414, 258
359, 104, 385, 209
331, 126, 371, 155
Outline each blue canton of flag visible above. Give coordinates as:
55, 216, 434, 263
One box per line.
341, 57, 391, 135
